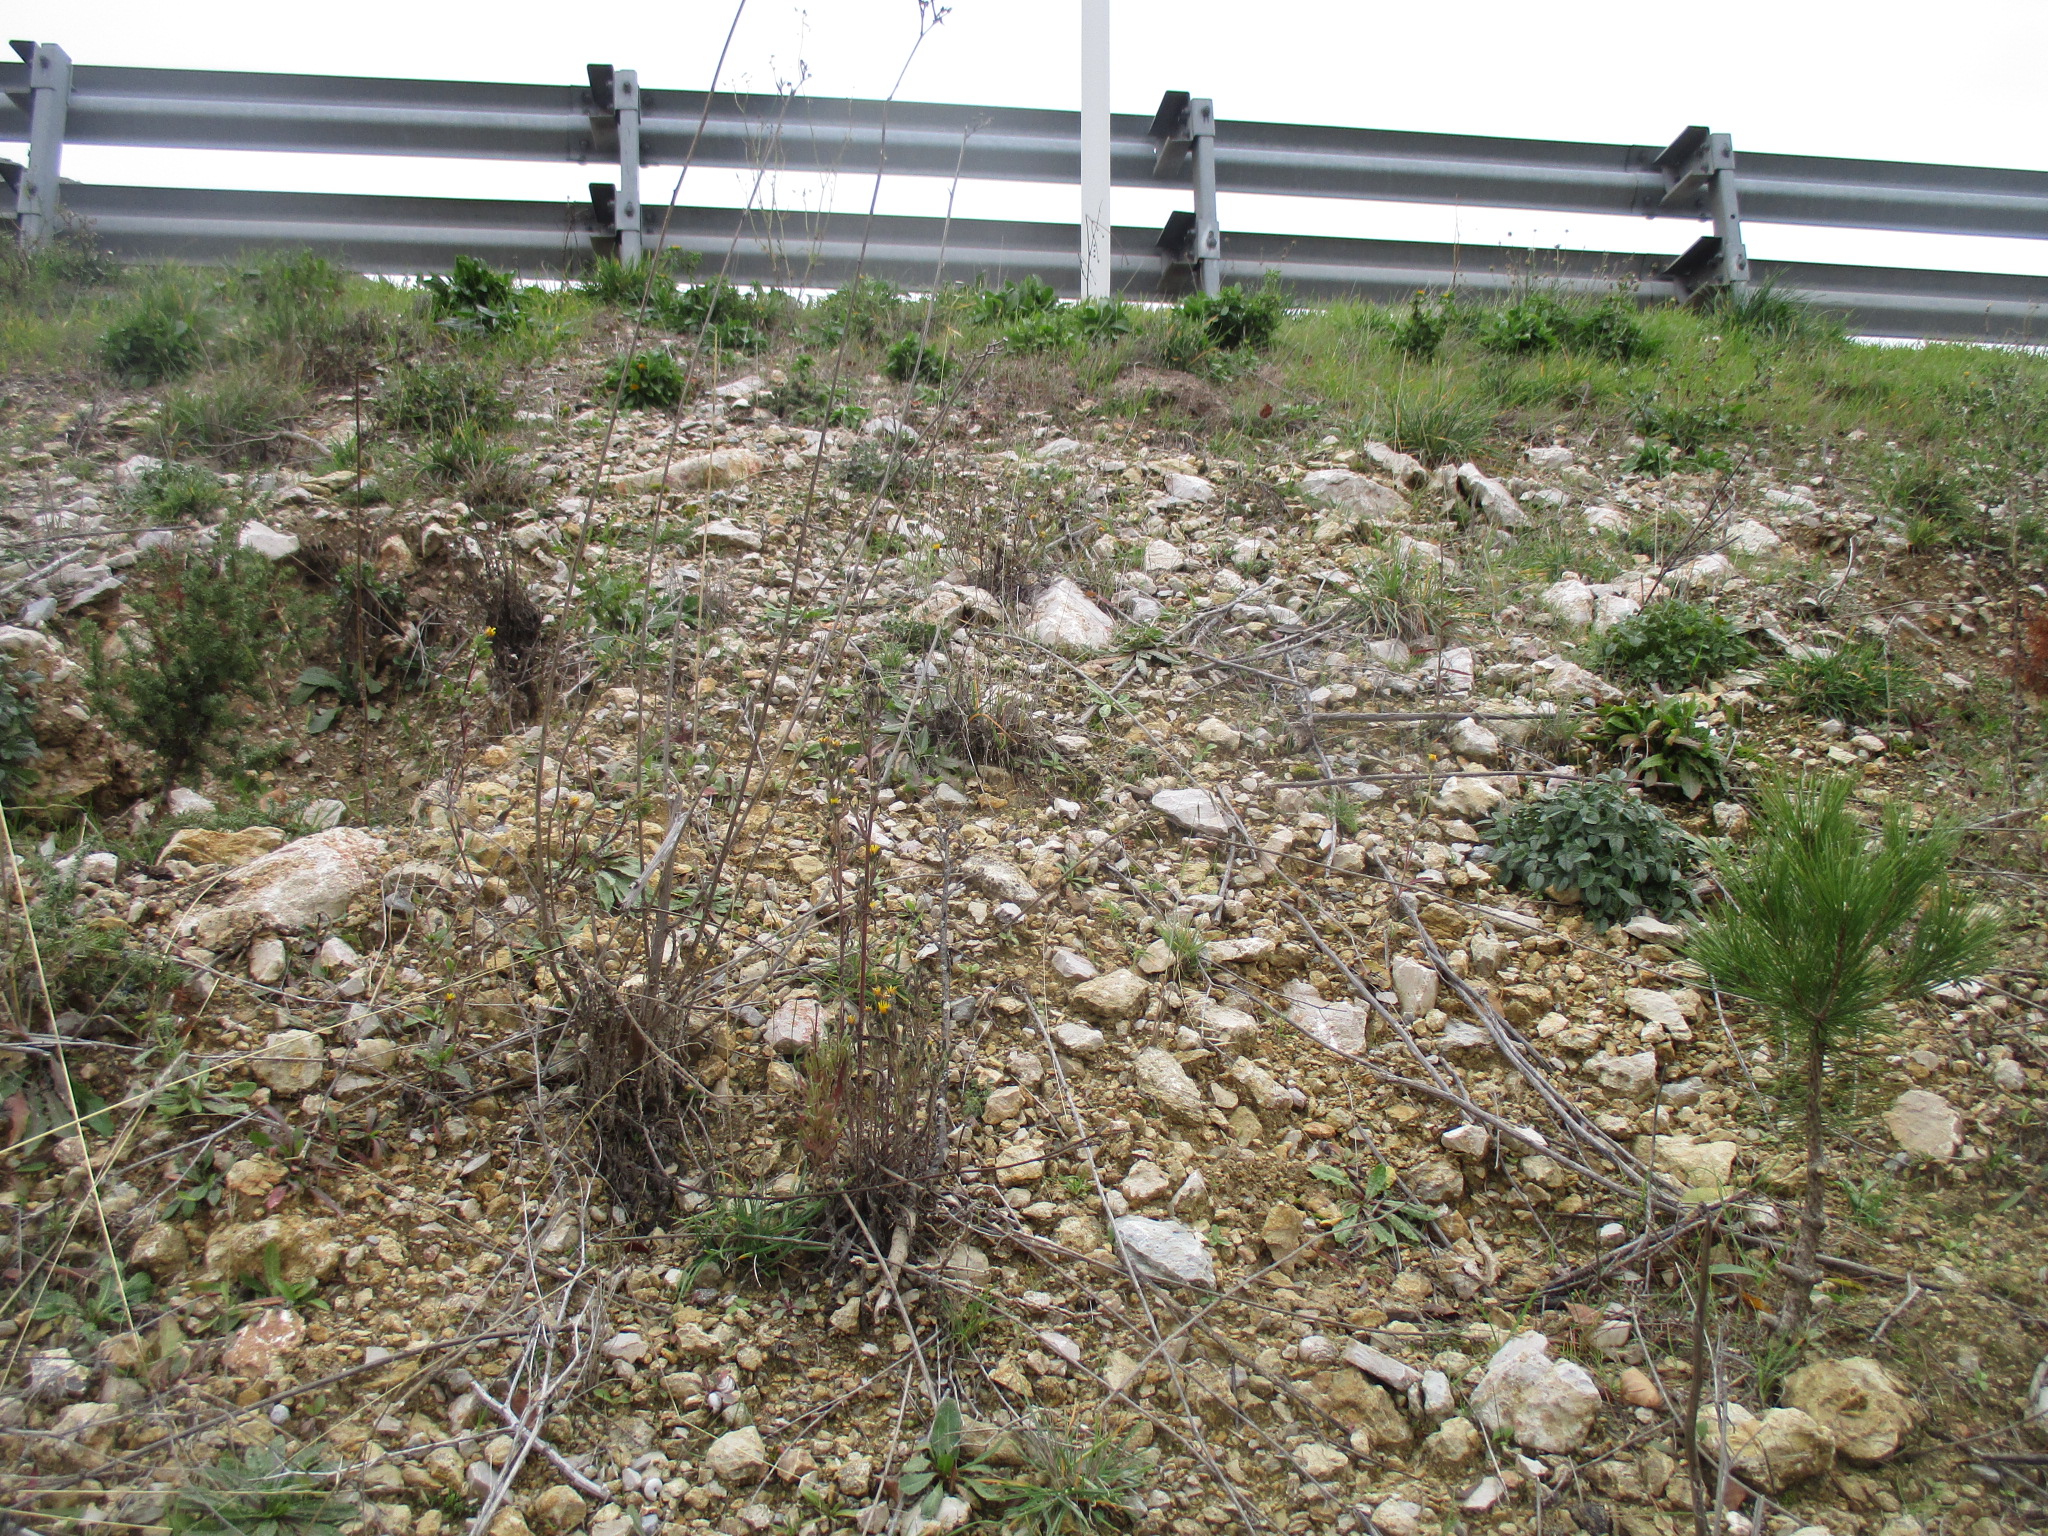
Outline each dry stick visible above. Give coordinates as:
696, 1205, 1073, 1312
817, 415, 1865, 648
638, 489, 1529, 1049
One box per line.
470, 1381, 609, 1499
1869, 1272, 1923, 1341
1681, 1213, 1716, 1536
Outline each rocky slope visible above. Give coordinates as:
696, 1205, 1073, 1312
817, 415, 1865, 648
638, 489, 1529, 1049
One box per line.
2, 315, 2045, 1536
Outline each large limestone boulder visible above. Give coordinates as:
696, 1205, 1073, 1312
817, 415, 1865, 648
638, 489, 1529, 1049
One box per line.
1695, 1403, 1835, 1491
1470, 1332, 1602, 1453
1782, 1357, 1917, 1462
181, 827, 386, 947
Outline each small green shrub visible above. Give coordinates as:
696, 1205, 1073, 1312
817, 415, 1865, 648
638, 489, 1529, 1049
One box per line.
1590, 600, 1756, 690
151, 371, 308, 466
1180, 279, 1285, 351
884, 334, 956, 384
808, 275, 905, 347
125, 462, 229, 524
421, 254, 521, 334
100, 276, 213, 383
1479, 294, 1649, 361
3, 864, 183, 1021
377, 359, 510, 434
0, 655, 42, 806
764, 353, 868, 428
1485, 771, 1700, 928
82, 533, 280, 783
970, 277, 1060, 325
604, 349, 687, 410
1391, 293, 1454, 359
1583, 697, 1731, 800
1771, 643, 1922, 723
657, 278, 782, 352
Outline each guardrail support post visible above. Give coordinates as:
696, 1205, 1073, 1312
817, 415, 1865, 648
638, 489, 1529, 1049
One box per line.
585, 64, 642, 264
11, 41, 71, 250
1655, 126, 1748, 298
614, 69, 642, 266
1148, 90, 1221, 296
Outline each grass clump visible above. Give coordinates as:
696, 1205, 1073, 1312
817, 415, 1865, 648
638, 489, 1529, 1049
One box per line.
1590, 599, 1756, 690
377, 358, 510, 435
100, 273, 213, 384
3, 863, 182, 1024
168, 1446, 352, 1536
81, 532, 280, 784
884, 334, 957, 385
604, 349, 687, 410
124, 461, 230, 524
1771, 643, 1922, 724
678, 1195, 828, 1287
151, 370, 308, 466
1485, 771, 1700, 928
1361, 387, 1490, 466
1688, 776, 1998, 1332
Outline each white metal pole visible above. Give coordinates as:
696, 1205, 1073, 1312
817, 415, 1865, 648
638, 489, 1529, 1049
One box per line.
1079, 0, 1111, 299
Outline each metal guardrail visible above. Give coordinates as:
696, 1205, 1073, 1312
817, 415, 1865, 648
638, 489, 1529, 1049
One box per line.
5, 43, 2046, 339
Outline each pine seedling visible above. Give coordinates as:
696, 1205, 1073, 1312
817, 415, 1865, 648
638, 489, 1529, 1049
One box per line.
1686, 776, 1998, 1333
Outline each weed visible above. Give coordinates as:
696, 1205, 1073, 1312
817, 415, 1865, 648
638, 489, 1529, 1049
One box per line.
152, 370, 308, 466
415, 425, 536, 517
1877, 455, 1974, 529
763, 353, 868, 428
1839, 1173, 1895, 1231
1708, 281, 1843, 345
124, 461, 231, 524
100, 273, 213, 383
31, 1258, 152, 1341
1590, 599, 1756, 690
422, 254, 522, 335
577, 249, 698, 308
377, 359, 511, 434
1391, 292, 1454, 359
0, 654, 43, 806
840, 440, 932, 495
604, 349, 687, 410
1322, 790, 1362, 836
168, 1445, 351, 1536
900, 1399, 1009, 1518
658, 278, 784, 351
679, 1196, 829, 1287
1155, 922, 1207, 971
971, 277, 1061, 325
1349, 558, 1452, 641
1486, 771, 1701, 928
808, 275, 905, 348
1181, 279, 1286, 351
1771, 644, 1923, 724
1, 864, 182, 1024
885, 333, 957, 385
994, 1419, 1150, 1535
82, 532, 281, 783
1583, 697, 1731, 800
1310, 1161, 1437, 1249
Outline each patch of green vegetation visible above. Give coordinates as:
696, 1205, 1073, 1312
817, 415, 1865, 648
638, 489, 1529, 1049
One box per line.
100, 271, 214, 384
151, 369, 308, 466
1486, 771, 1701, 928
0, 653, 44, 807
1590, 599, 1757, 690
678, 1195, 829, 1287
1772, 643, 1923, 724
422, 254, 522, 335
127, 464, 229, 528
168, 1446, 352, 1536
377, 358, 511, 435
81, 531, 282, 784
604, 349, 687, 409
1582, 697, 1732, 800
658, 278, 786, 352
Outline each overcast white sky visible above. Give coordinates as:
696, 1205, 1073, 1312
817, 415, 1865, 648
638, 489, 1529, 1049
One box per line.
9, 0, 2047, 277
